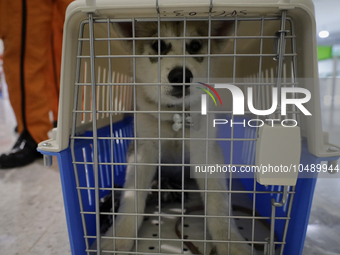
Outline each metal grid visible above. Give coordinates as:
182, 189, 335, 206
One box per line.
70, 5, 299, 255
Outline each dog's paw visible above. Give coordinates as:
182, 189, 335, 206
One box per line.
116, 238, 134, 252
111, 230, 135, 255
101, 238, 134, 255
230, 243, 255, 255
215, 242, 255, 255
101, 221, 135, 254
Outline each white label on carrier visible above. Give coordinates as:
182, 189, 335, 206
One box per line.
255, 124, 301, 186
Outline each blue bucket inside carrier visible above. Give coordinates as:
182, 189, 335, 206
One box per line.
40, 116, 339, 255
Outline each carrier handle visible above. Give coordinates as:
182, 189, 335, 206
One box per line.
156, 0, 215, 14
86, 0, 96, 7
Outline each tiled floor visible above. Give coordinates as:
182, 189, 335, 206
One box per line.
302, 82, 340, 255
0, 93, 71, 255
0, 83, 340, 255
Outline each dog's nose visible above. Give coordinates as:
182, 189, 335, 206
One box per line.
168, 67, 193, 85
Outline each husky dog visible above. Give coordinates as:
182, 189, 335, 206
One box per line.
102, 20, 253, 255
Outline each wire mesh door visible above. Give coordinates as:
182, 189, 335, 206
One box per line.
70, 5, 300, 255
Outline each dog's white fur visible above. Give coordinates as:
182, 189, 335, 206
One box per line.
103, 21, 253, 255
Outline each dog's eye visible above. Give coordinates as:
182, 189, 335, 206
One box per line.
151, 40, 166, 53
188, 40, 202, 53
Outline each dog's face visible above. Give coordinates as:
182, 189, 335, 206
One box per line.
114, 21, 233, 106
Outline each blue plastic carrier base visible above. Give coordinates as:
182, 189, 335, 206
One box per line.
39, 116, 339, 255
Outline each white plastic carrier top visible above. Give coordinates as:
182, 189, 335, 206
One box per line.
38, 0, 340, 160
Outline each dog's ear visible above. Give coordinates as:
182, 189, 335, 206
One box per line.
112, 22, 134, 53
113, 22, 133, 38
211, 21, 235, 36
211, 21, 235, 51
113, 22, 158, 53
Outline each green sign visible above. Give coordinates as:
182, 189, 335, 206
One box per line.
317, 46, 332, 60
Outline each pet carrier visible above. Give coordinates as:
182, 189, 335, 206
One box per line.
38, 0, 340, 255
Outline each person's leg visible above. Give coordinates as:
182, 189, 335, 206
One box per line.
47, 4, 62, 126
0, 0, 54, 169
24, 0, 54, 142
48, 0, 73, 126
1, 0, 25, 134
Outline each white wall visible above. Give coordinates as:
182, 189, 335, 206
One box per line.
318, 58, 340, 78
